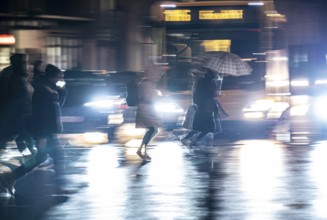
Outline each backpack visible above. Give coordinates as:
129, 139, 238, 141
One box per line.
126, 81, 140, 107
126, 79, 147, 107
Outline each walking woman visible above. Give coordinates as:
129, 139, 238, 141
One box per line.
182, 68, 218, 146
136, 64, 164, 161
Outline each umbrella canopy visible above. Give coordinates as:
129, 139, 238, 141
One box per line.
196, 51, 253, 76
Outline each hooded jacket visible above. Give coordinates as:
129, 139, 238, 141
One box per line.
135, 64, 163, 128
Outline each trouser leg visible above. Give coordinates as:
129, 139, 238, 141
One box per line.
47, 134, 66, 187
142, 127, 158, 147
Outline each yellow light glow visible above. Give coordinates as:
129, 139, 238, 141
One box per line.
244, 112, 265, 119
164, 10, 191, 21
83, 132, 108, 144
201, 40, 231, 52
199, 10, 243, 20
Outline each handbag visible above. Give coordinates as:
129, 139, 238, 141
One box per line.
182, 104, 197, 130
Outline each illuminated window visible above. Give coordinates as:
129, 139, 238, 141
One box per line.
0, 47, 12, 71
199, 10, 243, 20
201, 40, 231, 52
47, 36, 82, 70
163, 10, 191, 22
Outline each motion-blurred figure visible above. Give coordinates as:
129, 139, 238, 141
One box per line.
0, 53, 36, 155
0, 64, 68, 196
181, 68, 218, 146
135, 64, 164, 161
30, 64, 67, 191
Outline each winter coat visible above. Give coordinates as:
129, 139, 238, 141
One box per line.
192, 76, 217, 133
30, 78, 67, 138
135, 79, 161, 128
0, 68, 34, 137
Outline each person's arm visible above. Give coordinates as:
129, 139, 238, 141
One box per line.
57, 87, 67, 107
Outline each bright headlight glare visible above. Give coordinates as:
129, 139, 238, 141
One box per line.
244, 99, 274, 112
290, 105, 309, 116
244, 112, 265, 119
155, 102, 183, 113
270, 102, 289, 112
82, 132, 108, 144
291, 80, 309, 87
84, 96, 124, 108
314, 96, 327, 120
315, 79, 327, 85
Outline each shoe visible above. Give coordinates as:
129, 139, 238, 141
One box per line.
136, 150, 144, 159
0, 172, 15, 196
189, 140, 201, 148
38, 156, 54, 168
181, 138, 191, 146
143, 153, 151, 161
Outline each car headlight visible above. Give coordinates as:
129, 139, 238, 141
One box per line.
84, 96, 125, 108
243, 99, 289, 119
289, 105, 309, 116
314, 95, 327, 120
243, 99, 274, 112
291, 79, 309, 87
155, 101, 184, 113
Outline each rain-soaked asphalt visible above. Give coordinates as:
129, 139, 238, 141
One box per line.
2, 126, 327, 220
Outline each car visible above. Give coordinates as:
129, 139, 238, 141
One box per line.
61, 70, 133, 143
60, 70, 185, 144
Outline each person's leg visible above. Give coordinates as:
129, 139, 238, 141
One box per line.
47, 134, 67, 190
2, 143, 42, 195
183, 130, 197, 140
143, 127, 158, 160
15, 134, 27, 153
191, 131, 209, 146
137, 127, 158, 160
181, 130, 197, 146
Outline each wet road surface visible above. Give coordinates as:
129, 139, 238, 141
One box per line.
1, 130, 327, 220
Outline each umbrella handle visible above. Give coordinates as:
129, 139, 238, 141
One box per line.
218, 73, 224, 95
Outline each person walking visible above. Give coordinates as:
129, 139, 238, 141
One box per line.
135, 64, 164, 161
0, 53, 36, 155
30, 64, 67, 189
0, 64, 68, 196
181, 68, 218, 147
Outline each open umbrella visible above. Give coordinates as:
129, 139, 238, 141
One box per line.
196, 51, 253, 76
194, 51, 253, 92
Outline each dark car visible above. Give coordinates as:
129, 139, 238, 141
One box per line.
61, 70, 139, 140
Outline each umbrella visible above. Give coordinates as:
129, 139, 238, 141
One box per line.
196, 51, 253, 76
194, 51, 253, 93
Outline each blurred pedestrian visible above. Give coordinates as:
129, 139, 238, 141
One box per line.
0, 53, 36, 155
0, 64, 68, 196
135, 63, 164, 161
32, 60, 46, 82
30, 64, 68, 191
181, 68, 218, 147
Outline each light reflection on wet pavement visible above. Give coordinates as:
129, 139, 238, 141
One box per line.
2, 137, 327, 219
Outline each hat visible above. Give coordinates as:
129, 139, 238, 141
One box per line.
10, 53, 28, 67
45, 64, 63, 78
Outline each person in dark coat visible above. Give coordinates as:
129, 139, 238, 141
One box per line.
135, 64, 164, 161
181, 68, 218, 146
0, 64, 68, 196
29, 64, 68, 190
0, 53, 36, 155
